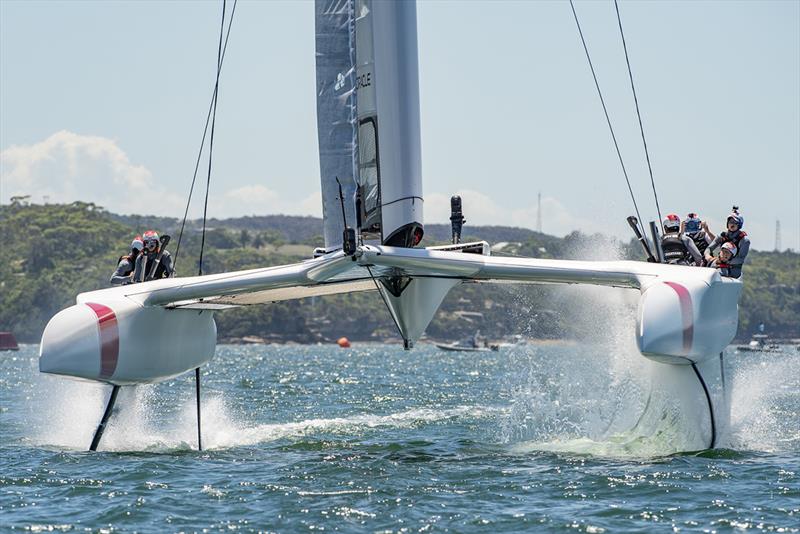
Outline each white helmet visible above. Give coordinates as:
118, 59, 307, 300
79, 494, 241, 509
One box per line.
721, 242, 738, 257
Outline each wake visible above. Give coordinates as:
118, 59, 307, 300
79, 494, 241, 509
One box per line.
28, 379, 503, 452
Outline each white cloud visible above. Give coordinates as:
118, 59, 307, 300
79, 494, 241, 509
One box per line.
0, 131, 323, 220
0, 132, 633, 239
1, 130, 184, 214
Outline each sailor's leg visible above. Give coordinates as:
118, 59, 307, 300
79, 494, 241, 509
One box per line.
89, 385, 120, 451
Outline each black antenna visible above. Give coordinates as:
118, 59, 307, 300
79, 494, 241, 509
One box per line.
335, 177, 357, 256
450, 195, 465, 244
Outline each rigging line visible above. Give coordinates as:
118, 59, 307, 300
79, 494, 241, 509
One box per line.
568, 0, 647, 238
173, 0, 239, 271
614, 0, 663, 225
198, 0, 228, 277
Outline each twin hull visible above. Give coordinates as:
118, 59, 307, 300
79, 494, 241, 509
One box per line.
39, 271, 741, 384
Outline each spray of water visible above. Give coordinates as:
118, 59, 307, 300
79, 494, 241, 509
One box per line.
497, 238, 731, 457
728, 351, 800, 452
27, 373, 502, 452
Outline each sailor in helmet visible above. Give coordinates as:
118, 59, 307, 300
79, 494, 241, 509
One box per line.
682, 213, 715, 258
660, 213, 703, 266
707, 242, 738, 277
133, 230, 174, 281
704, 207, 750, 279
110, 236, 144, 285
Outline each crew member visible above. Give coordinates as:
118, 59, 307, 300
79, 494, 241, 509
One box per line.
704, 208, 750, 279
682, 213, 714, 257
660, 214, 702, 265
134, 230, 174, 281
110, 236, 144, 285
708, 242, 737, 277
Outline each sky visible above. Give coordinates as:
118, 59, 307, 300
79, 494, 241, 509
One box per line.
1, 0, 798, 251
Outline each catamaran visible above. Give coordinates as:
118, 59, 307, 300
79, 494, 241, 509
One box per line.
38, 0, 741, 452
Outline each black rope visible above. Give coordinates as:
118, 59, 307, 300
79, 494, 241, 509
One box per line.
691, 362, 717, 449
569, 0, 647, 238
173, 0, 238, 271
614, 0, 663, 225
198, 0, 228, 277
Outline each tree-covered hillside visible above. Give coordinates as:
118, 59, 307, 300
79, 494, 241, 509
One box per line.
2, 201, 798, 343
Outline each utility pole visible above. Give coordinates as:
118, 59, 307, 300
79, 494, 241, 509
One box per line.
536, 191, 542, 234
775, 220, 781, 252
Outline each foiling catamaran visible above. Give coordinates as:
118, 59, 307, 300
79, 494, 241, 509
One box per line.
39, 1, 741, 452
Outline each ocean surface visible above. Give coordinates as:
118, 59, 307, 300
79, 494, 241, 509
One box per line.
1, 341, 797, 532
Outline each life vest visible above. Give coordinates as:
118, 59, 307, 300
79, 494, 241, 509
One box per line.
689, 232, 709, 254
661, 233, 690, 264
713, 261, 735, 278
719, 231, 747, 257
150, 261, 168, 280
142, 250, 171, 280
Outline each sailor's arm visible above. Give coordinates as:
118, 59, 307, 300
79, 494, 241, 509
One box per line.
132, 254, 146, 283
704, 236, 722, 262
702, 221, 716, 242
110, 259, 134, 285
161, 252, 175, 277
730, 235, 751, 266
683, 235, 703, 265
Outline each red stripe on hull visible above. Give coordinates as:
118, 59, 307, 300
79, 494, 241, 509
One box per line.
663, 281, 693, 354
86, 303, 119, 380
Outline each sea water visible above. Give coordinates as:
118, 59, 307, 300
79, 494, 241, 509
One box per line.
0, 342, 797, 532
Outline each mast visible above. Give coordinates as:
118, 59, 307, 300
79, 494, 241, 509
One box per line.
315, 0, 424, 251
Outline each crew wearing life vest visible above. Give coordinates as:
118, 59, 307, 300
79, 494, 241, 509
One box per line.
704, 208, 750, 279
682, 213, 714, 256
708, 242, 738, 277
133, 230, 174, 281
660, 214, 703, 266
110, 236, 144, 285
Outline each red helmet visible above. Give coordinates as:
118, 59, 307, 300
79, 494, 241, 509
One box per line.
131, 235, 144, 252
662, 213, 680, 232
142, 230, 159, 249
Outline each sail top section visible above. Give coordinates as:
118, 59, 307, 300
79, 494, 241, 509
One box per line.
315, 0, 424, 251
315, 0, 359, 251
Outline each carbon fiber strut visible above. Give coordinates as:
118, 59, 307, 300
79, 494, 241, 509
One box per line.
89, 385, 120, 451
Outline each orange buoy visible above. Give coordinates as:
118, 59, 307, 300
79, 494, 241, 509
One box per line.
336, 337, 351, 348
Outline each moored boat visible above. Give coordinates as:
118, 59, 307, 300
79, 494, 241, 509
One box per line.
0, 332, 19, 351
736, 334, 782, 353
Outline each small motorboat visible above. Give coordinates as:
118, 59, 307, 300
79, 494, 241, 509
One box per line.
736, 334, 782, 353
435, 333, 499, 353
